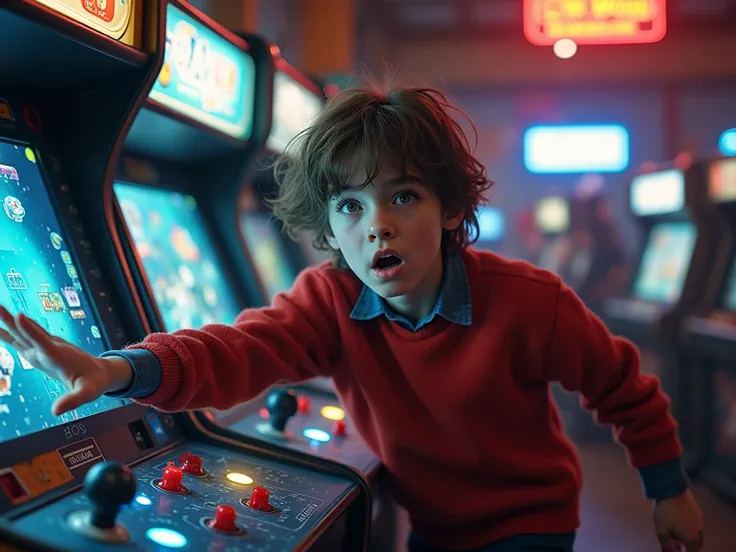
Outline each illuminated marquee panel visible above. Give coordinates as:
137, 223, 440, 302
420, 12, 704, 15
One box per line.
523, 0, 667, 46
33, 0, 138, 46
148, 4, 256, 140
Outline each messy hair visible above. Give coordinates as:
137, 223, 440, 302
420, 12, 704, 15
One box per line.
269, 80, 494, 267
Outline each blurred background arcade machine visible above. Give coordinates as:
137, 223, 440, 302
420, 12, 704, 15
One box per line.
682, 156, 736, 504
602, 160, 722, 473
566, 174, 629, 315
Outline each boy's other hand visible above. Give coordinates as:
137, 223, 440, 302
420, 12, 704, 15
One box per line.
653, 489, 704, 552
0, 305, 131, 416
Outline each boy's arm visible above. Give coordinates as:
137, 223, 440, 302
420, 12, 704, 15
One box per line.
104, 268, 341, 412
542, 283, 689, 500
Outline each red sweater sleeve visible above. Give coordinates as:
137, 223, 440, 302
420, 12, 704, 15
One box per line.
128, 268, 340, 412
543, 282, 682, 468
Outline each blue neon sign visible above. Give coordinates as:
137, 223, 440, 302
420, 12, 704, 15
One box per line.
524, 124, 630, 174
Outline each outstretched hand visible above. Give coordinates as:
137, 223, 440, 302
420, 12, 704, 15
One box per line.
0, 305, 113, 415
653, 489, 704, 552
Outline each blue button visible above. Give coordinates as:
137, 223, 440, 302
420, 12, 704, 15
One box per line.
146, 528, 187, 548
303, 428, 330, 443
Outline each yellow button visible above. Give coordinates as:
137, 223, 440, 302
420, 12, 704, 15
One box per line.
320, 406, 345, 421
226, 473, 253, 485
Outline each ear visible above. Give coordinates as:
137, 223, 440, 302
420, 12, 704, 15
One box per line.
325, 232, 340, 250
442, 210, 464, 232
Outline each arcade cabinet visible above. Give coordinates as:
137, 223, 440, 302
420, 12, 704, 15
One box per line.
603, 162, 720, 470
682, 156, 736, 500
238, 52, 326, 303
0, 2, 371, 551
474, 206, 506, 252
533, 195, 571, 275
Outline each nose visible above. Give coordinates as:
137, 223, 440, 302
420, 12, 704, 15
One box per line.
367, 215, 395, 243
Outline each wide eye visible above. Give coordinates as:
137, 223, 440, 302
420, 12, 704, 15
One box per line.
339, 200, 361, 214
395, 191, 417, 205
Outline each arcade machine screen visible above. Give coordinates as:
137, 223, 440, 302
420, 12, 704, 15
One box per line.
114, 183, 243, 330
632, 221, 696, 304
266, 71, 323, 154
0, 140, 127, 440
240, 214, 297, 301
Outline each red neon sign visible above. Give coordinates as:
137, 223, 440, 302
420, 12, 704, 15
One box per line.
523, 0, 667, 46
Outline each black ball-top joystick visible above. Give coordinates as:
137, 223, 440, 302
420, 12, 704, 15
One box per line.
266, 388, 298, 432
85, 461, 137, 529
67, 461, 136, 543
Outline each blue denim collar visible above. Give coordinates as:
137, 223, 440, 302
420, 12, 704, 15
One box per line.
350, 253, 472, 332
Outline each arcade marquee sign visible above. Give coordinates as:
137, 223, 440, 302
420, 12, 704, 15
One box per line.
523, 0, 667, 45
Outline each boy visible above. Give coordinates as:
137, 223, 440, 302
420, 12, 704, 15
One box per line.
0, 85, 704, 552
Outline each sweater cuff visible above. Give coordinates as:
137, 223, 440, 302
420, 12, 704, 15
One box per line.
101, 349, 162, 399
638, 457, 690, 500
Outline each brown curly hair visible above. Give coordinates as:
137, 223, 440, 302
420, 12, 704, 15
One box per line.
269, 82, 494, 267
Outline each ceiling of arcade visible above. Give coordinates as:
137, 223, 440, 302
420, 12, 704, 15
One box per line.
354, 0, 736, 87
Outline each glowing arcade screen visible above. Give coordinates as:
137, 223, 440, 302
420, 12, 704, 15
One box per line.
708, 157, 736, 203
0, 140, 127, 442
149, 4, 255, 140
240, 214, 297, 301
477, 207, 505, 242
633, 222, 696, 304
523, 0, 667, 46
267, 71, 323, 154
114, 183, 242, 330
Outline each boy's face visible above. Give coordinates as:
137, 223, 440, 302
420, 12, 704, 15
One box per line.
326, 161, 463, 307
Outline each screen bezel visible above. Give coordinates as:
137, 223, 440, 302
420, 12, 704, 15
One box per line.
113, 174, 247, 334
144, 0, 257, 143
0, 135, 151, 500
631, 220, 696, 305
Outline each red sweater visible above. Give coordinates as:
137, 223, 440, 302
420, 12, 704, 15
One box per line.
130, 248, 682, 549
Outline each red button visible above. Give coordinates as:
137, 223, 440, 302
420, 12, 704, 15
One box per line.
159, 465, 184, 492
209, 504, 238, 532
332, 419, 347, 437
179, 452, 204, 476
297, 395, 311, 414
259, 408, 269, 419
247, 486, 271, 511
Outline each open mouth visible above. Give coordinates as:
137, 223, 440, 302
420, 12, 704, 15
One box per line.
373, 254, 404, 270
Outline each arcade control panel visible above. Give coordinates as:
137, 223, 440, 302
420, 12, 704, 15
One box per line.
6, 441, 358, 552
218, 388, 381, 477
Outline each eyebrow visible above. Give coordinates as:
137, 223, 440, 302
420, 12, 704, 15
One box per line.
339, 175, 423, 192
